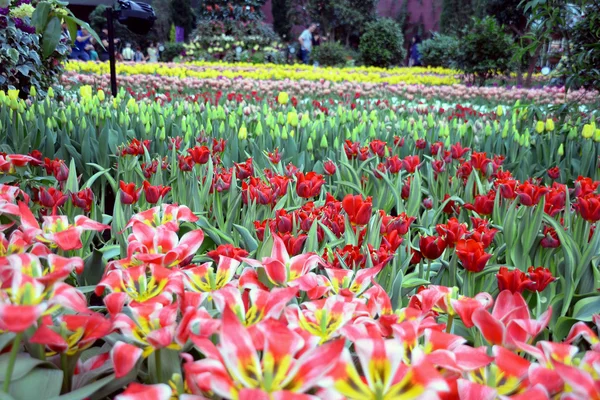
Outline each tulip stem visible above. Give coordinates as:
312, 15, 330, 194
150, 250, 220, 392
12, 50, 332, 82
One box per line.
3, 332, 22, 393
446, 314, 454, 334
155, 349, 163, 383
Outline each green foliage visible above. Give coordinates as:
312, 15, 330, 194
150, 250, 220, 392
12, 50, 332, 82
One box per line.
170, 0, 195, 40
568, 4, 600, 90
185, 19, 282, 63
439, 0, 475, 35
160, 42, 185, 62
0, 1, 78, 98
197, 0, 266, 22
419, 33, 461, 69
304, 0, 378, 43
271, 0, 292, 40
458, 16, 514, 85
359, 18, 406, 68
312, 41, 350, 67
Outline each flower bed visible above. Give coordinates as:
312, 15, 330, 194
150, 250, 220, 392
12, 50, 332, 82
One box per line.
1, 75, 600, 400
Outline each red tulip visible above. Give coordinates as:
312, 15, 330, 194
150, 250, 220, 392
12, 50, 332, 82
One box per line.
430, 141, 443, 156
442, 194, 460, 214
386, 155, 402, 174
464, 191, 495, 216
119, 181, 141, 205
541, 226, 560, 248
422, 197, 433, 209
516, 182, 549, 206
526, 266, 556, 292
456, 239, 491, 273
344, 140, 360, 159
547, 167, 560, 180
419, 235, 446, 260
436, 217, 467, 248
207, 244, 249, 262
573, 193, 600, 222
38, 187, 67, 211
450, 143, 470, 159
496, 178, 518, 199
254, 220, 267, 241
178, 155, 194, 171
296, 172, 324, 198
71, 188, 94, 212
393, 136, 405, 147
573, 176, 599, 198
544, 184, 566, 217
369, 140, 386, 157
268, 149, 282, 164
402, 155, 420, 173
470, 152, 492, 174
496, 267, 532, 294
323, 160, 337, 175
143, 181, 171, 204
415, 138, 427, 149
188, 145, 211, 165
235, 158, 254, 180
342, 194, 372, 226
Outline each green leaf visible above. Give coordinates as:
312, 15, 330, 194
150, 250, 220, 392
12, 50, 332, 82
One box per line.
0, 354, 55, 383
42, 16, 62, 59
553, 316, 578, 342
49, 374, 115, 400
233, 224, 258, 253
65, 158, 79, 193
572, 296, 600, 322
8, 368, 62, 400
31, 2, 51, 32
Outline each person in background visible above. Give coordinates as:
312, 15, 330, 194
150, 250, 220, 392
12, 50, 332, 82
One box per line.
409, 35, 422, 67
134, 46, 145, 62
147, 42, 159, 62
70, 27, 93, 61
298, 23, 317, 64
99, 27, 120, 62
122, 42, 134, 61
89, 45, 99, 61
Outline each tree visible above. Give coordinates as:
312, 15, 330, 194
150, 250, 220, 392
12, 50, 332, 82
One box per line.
301, 0, 378, 44
439, 0, 475, 35
272, 0, 293, 40
197, 0, 266, 22
359, 18, 406, 67
171, 0, 195, 40
458, 16, 514, 85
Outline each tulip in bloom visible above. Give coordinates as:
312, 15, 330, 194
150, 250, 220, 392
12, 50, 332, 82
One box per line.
243, 234, 320, 287
496, 267, 532, 294
115, 383, 172, 400
456, 239, 491, 273
330, 338, 449, 399
526, 266, 555, 292
419, 235, 446, 260
342, 194, 372, 226
120, 181, 141, 205
573, 193, 600, 222
472, 290, 552, 349
296, 171, 324, 198
188, 307, 344, 399
142, 181, 171, 204
323, 159, 337, 175
71, 188, 94, 212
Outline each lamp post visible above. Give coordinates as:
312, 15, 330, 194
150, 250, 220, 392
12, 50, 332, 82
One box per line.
106, 7, 118, 97
102, 0, 156, 97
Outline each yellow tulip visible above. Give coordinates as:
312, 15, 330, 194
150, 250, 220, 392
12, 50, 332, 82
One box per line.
545, 118, 555, 132
7, 89, 19, 102
277, 92, 289, 105
238, 125, 248, 140
558, 143, 564, 156
535, 121, 545, 134
582, 124, 594, 139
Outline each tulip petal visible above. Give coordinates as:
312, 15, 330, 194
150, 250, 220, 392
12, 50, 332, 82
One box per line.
111, 341, 143, 379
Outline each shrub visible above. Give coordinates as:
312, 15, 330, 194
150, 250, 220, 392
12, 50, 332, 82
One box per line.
160, 42, 185, 61
0, 1, 78, 98
312, 42, 349, 67
458, 16, 513, 85
419, 34, 461, 69
359, 18, 405, 68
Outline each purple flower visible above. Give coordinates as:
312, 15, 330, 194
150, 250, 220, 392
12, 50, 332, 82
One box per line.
0, 7, 9, 15
14, 18, 35, 34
